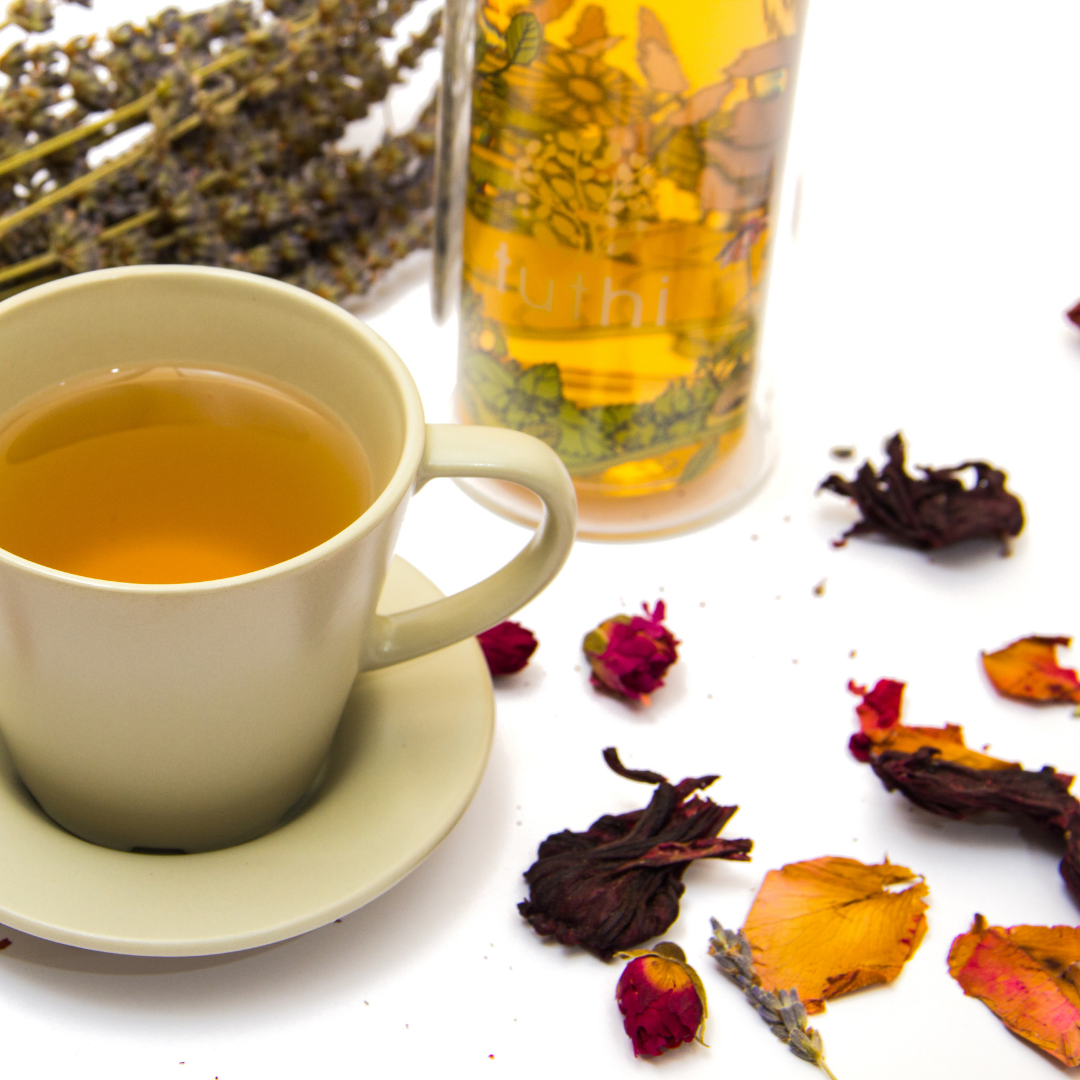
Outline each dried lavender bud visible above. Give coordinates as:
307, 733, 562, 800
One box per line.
518, 748, 752, 960
708, 919, 837, 1078
819, 432, 1023, 551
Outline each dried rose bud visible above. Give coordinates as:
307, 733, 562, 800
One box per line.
583, 601, 678, 704
477, 620, 538, 676
616, 942, 707, 1058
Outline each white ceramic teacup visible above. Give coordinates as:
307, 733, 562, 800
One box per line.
0, 266, 576, 853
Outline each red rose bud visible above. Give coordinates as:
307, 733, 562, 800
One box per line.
615, 942, 707, 1058
477, 620, 538, 676
583, 601, 678, 704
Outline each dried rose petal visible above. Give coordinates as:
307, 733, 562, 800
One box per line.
615, 942, 707, 1058
819, 432, 1024, 551
1068, 299, 1080, 329
518, 749, 752, 959
583, 601, 678, 704
477, 620, 538, 676
982, 636, 1080, 703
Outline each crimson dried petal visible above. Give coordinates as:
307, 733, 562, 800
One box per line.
477, 620, 538, 676
518, 748, 752, 960
819, 432, 1024, 551
583, 601, 679, 704
615, 943, 707, 1058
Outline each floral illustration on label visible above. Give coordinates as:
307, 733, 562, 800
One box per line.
457, 0, 800, 491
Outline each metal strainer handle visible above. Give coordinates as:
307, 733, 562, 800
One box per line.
432, 0, 478, 324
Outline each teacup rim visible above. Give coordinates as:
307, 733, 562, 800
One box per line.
0, 265, 428, 594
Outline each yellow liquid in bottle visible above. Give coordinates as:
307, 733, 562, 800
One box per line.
458, 0, 801, 497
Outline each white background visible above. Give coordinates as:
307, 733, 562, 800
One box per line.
3, 1, 1080, 1076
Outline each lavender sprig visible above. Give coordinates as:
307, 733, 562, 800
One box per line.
708, 918, 838, 1079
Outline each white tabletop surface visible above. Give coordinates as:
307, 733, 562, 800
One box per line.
3, 1, 1080, 1077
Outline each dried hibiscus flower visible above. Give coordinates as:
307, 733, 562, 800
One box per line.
583, 601, 678, 704
615, 942, 707, 1058
819, 432, 1024, 551
982, 635, 1080, 704
518, 748, 752, 960
477, 620, 538, 676
848, 679, 1080, 906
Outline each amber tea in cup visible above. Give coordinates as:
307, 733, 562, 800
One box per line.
0, 364, 372, 584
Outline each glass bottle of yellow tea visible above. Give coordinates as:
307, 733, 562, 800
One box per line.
435, 0, 804, 538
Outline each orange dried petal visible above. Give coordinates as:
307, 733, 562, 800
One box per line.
982, 636, 1080, 703
948, 915, 1080, 1066
849, 680, 1017, 770
883, 724, 1017, 771
742, 856, 928, 1014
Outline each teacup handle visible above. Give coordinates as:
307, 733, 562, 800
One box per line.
362, 424, 577, 670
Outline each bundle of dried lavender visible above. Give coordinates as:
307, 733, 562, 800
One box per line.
0, 0, 440, 302
708, 919, 837, 1078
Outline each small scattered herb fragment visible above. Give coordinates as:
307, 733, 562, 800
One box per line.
819, 432, 1024, 551
949, 916, 1080, 1066
849, 679, 1080, 906
518, 748, 752, 960
583, 601, 678, 704
477, 620, 537, 676
615, 942, 707, 1058
982, 635, 1080, 704
709, 919, 837, 1078
741, 856, 928, 1014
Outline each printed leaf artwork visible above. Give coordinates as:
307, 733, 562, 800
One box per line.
982, 636, 1080, 704
518, 748, 752, 959
637, 7, 689, 94
741, 856, 928, 1014
504, 11, 543, 67
848, 679, 1080, 907
948, 916, 1080, 1066
819, 432, 1024, 551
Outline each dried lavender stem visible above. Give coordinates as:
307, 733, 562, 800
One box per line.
0, 271, 61, 301
0, 206, 162, 286
0, 249, 55, 285
708, 919, 838, 1078
0, 11, 320, 182
0, 81, 246, 242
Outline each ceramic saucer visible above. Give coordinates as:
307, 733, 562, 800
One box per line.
0, 557, 494, 956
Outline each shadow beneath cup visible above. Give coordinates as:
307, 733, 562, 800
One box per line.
0, 733, 514, 1023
